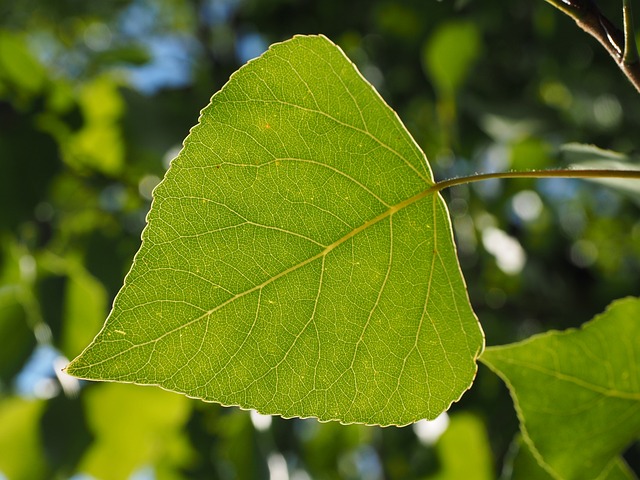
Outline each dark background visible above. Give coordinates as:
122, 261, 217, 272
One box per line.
1, 0, 639, 478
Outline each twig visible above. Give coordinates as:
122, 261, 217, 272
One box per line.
430, 168, 640, 193
624, 0, 639, 64
544, 0, 640, 93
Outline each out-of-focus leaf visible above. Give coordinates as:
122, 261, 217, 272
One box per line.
60, 260, 107, 359
302, 420, 372, 477
560, 143, 629, 164
38, 253, 107, 359
374, 4, 421, 40
40, 395, 92, 476
423, 21, 482, 97
0, 397, 47, 480
0, 239, 37, 384
66, 34, 484, 426
45, 174, 111, 240
429, 413, 493, 480
0, 29, 46, 98
77, 383, 193, 480
560, 143, 640, 206
510, 137, 552, 171
96, 44, 152, 66
45, 78, 76, 114
0, 115, 61, 232
0, 287, 34, 384
52, 75, 125, 176
479, 112, 543, 144
600, 459, 638, 480
213, 410, 269, 479
481, 297, 640, 480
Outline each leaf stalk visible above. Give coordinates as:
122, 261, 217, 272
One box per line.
430, 168, 640, 192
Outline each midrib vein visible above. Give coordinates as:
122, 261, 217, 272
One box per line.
202, 186, 435, 316
75, 186, 438, 372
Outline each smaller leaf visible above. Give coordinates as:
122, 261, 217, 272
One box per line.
481, 297, 640, 480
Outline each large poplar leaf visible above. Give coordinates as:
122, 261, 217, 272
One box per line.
66, 34, 483, 426
481, 297, 640, 480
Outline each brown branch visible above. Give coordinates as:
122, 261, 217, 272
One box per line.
624, 0, 639, 64
545, 0, 640, 93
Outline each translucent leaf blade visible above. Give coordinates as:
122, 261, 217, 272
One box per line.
506, 434, 636, 480
481, 297, 640, 479
66, 34, 483, 426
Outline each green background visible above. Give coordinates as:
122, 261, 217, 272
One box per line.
1, 0, 639, 478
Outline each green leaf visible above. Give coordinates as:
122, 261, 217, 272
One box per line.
423, 21, 483, 97
78, 383, 193, 480
37, 252, 108, 359
430, 413, 493, 480
0, 29, 46, 97
506, 435, 556, 480
45, 75, 126, 176
500, 435, 637, 480
212, 410, 269, 479
0, 397, 47, 480
481, 297, 640, 480
0, 287, 34, 384
301, 420, 373, 477
66, 34, 483, 426
505, 434, 636, 480
560, 143, 640, 206
599, 459, 638, 480
0, 238, 37, 384
60, 259, 107, 359
510, 137, 552, 171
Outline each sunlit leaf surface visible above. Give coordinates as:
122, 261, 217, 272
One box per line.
507, 435, 636, 480
481, 297, 640, 480
67, 34, 483, 426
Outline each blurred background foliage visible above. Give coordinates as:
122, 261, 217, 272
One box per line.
1, 0, 639, 478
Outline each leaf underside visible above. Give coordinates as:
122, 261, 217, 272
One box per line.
66, 34, 484, 426
482, 297, 640, 480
